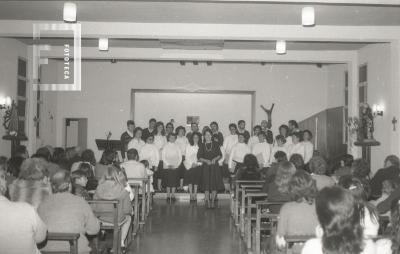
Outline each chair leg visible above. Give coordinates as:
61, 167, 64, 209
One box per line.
113, 227, 119, 254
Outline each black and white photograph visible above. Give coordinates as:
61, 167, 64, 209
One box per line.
0, 0, 400, 254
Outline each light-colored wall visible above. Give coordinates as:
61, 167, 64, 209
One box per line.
0, 38, 27, 157
326, 64, 347, 109
358, 43, 396, 173
40, 61, 339, 159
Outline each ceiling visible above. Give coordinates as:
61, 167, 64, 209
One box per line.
17, 38, 371, 50
1, 1, 400, 26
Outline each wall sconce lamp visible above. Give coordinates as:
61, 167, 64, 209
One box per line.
372, 104, 384, 117
0, 96, 12, 110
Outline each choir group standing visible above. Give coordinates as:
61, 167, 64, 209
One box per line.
120, 118, 314, 208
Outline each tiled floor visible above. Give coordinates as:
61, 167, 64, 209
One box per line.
126, 200, 247, 254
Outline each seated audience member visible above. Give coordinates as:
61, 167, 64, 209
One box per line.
38, 170, 100, 254
301, 186, 391, 254
0, 167, 47, 254
371, 179, 400, 217
128, 127, 145, 153
309, 156, 335, 190
228, 132, 251, 173
333, 153, 354, 178
248, 125, 261, 150
251, 131, 271, 168
9, 158, 52, 209
65, 147, 82, 170
287, 132, 305, 161
236, 154, 261, 181
75, 162, 98, 191
351, 158, 372, 181
339, 176, 379, 238
276, 171, 319, 252
267, 161, 296, 203
270, 135, 287, 163
33, 147, 61, 178
0, 156, 7, 170
302, 129, 314, 164
121, 148, 147, 185
94, 165, 132, 250
289, 153, 306, 172
94, 149, 115, 181
71, 169, 91, 201
237, 120, 250, 144
51, 147, 69, 170
6, 156, 24, 186
14, 145, 29, 159
370, 155, 400, 199
71, 149, 97, 172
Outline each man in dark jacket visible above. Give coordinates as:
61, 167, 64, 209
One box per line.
120, 120, 135, 161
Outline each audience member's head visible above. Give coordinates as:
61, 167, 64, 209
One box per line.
127, 120, 135, 132
275, 161, 296, 194
19, 158, 49, 181
338, 175, 370, 202
384, 155, 400, 168
77, 162, 93, 178
303, 129, 313, 141
274, 151, 288, 163
316, 186, 363, 254
51, 147, 66, 163
0, 167, 6, 196
103, 165, 127, 187
382, 179, 400, 196
140, 160, 149, 169
34, 147, 52, 161
309, 156, 328, 175
14, 145, 29, 159
289, 154, 305, 171
243, 154, 259, 171
341, 154, 354, 167
81, 149, 96, 166
71, 169, 88, 188
0, 156, 7, 171
7, 156, 24, 178
99, 150, 115, 165
127, 149, 139, 161
351, 158, 370, 180
65, 147, 81, 164
50, 170, 71, 193
288, 170, 317, 204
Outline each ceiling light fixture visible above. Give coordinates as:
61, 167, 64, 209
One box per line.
302, 6, 315, 26
98, 38, 109, 51
63, 2, 77, 22
276, 40, 287, 55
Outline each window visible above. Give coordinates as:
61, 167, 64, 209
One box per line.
17, 58, 27, 137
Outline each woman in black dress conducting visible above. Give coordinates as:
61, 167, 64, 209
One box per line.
198, 129, 224, 208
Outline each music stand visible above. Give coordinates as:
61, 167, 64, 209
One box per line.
95, 139, 122, 152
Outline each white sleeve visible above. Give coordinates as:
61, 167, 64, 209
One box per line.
161, 148, 168, 167
228, 147, 235, 169
176, 147, 182, 167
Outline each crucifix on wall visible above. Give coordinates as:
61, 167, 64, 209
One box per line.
393, 117, 398, 131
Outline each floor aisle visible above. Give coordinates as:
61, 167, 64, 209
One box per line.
127, 200, 248, 254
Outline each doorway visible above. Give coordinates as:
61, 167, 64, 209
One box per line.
65, 118, 88, 149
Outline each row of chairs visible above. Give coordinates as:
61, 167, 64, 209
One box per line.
231, 179, 314, 254
42, 177, 153, 254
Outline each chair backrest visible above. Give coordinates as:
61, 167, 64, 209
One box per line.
88, 199, 119, 227
258, 201, 285, 215
42, 232, 80, 254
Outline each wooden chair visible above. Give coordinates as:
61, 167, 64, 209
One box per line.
239, 184, 263, 233
127, 177, 151, 226
284, 235, 314, 254
41, 232, 80, 254
244, 191, 268, 249
254, 201, 285, 254
232, 180, 265, 225
128, 182, 142, 233
89, 199, 132, 254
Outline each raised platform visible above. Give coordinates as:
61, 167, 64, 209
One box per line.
153, 192, 232, 201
